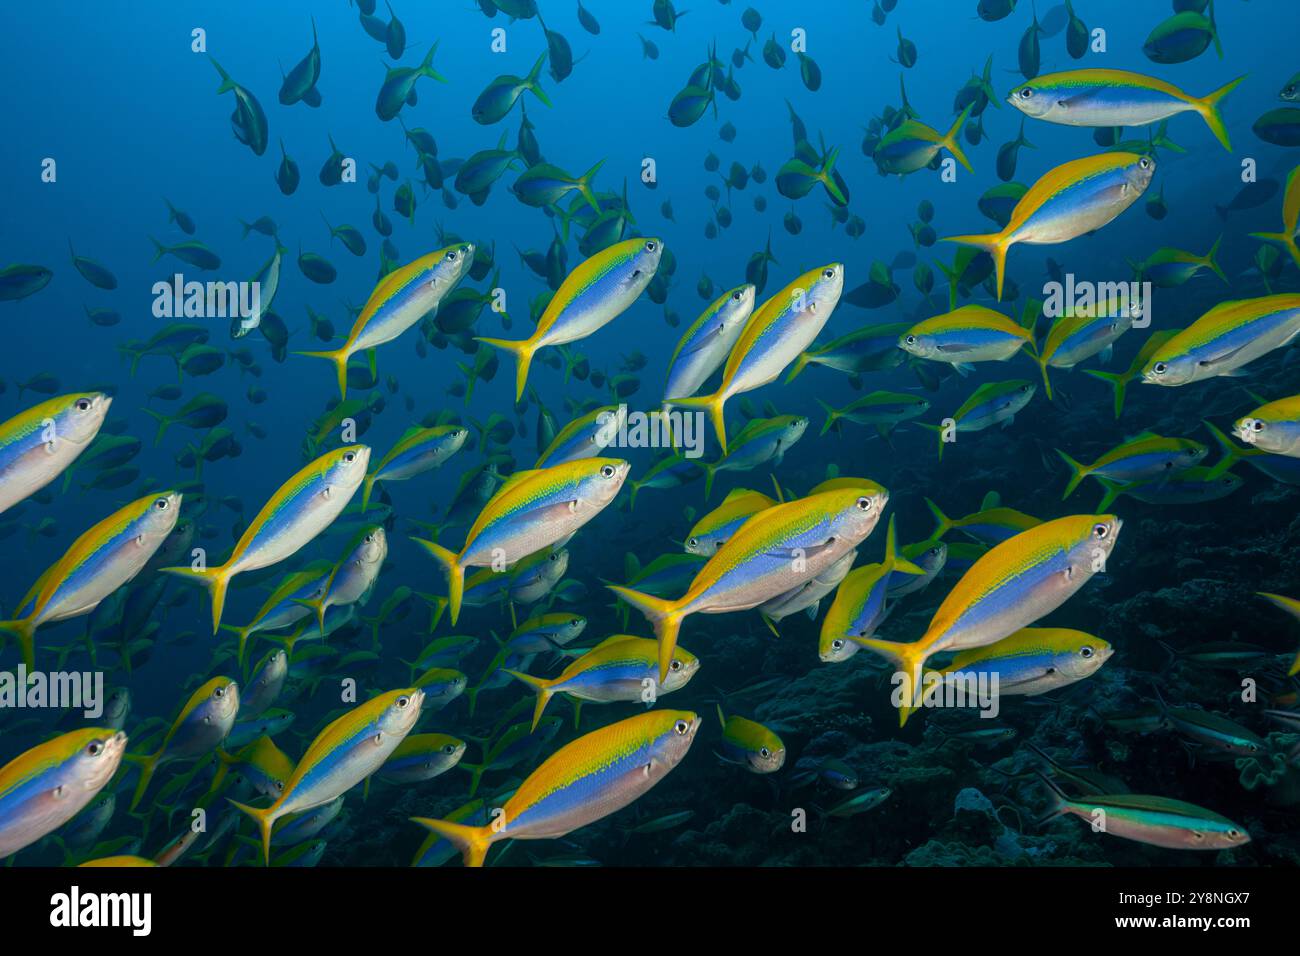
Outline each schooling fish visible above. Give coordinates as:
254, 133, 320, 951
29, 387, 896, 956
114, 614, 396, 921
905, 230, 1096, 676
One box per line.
411, 709, 700, 866
507, 635, 700, 730
946, 152, 1155, 300
820, 517, 925, 659
663, 285, 756, 405
611, 483, 887, 682
0, 729, 127, 859
363, 425, 469, 510
1249, 164, 1300, 269
921, 381, 1037, 460
478, 238, 663, 401
162, 446, 370, 634
1008, 69, 1243, 151
929, 627, 1112, 697
1233, 393, 1300, 457
297, 246, 472, 398
669, 264, 845, 453
413, 458, 629, 625
230, 688, 424, 863
715, 705, 785, 773
125, 676, 239, 810
0, 392, 110, 515
535, 404, 626, 468
685, 487, 778, 557
1057, 433, 1206, 498
0, 491, 181, 670
856, 513, 1121, 725
220, 564, 330, 666
1141, 294, 1300, 386
900, 304, 1035, 369
296, 526, 387, 634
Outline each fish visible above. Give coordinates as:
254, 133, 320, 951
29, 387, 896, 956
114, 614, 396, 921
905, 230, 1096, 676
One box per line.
1233, 394, 1300, 457
0, 491, 181, 670
669, 264, 845, 453
0, 729, 127, 859
473, 52, 552, 125
929, 627, 1112, 697
478, 238, 663, 401
715, 705, 785, 773
663, 285, 756, 405
856, 513, 1121, 724
946, 152, 1155, 299
1037, 775, 1250, 850
900, 305, 1035, 369
1008, 69, 1243, 151
1248, 164, 1300, 269
162, 447, 370, 633
210, 57, 268, 156
820, 517, 925, 662
125, 676, 239, 810
363, 425, 469, 510
220, 565, 330, 666
1142, 294, 1300, 386
507, 635, 700, 729
413, 458, 629, 625
1057, 433, 1207, 498
685, 488, 778, 556
296, 525, 388, 633
410, 709, 700, 866
297, 246, 472, 398
611, 482, 888, 681
376, 45, 447, 122
230, 688, 424, 863
874, 104, 973, 175
0, 393, 111, 515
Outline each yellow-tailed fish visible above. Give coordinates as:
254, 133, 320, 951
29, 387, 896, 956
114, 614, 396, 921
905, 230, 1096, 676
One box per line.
669, 264, 844, 453
362, 425, 469, 511
1249, 164, 1300, 269
295, 525, 388, 633
478, 237, 663, 401
412, 457, 629, 626
855, 513, 1121, 725
663, 284, 756, 404
1141, 294, 1300, 386
0, 491, 181, 670
507, 635, 701, 730
296, 245, 472, 397
0, 392, 110, 515
410, 709, 699, 866
1233, 394, 1300, 457
229, 688, 424, 863
125, 676, 239, 810
715, 705, 785, 773
819, 516, 925, 662
162, 446, 370, 634
0, 729, 127, 859
899, 304, 1034, 370
1257, 592, 1300, 676
685, 487, 779, 556
610, 482, 888, 682
219, 564, 331, 667
946, 152, 1155, 300
927, 627, 1112, 698
1008, 69, 1244, 151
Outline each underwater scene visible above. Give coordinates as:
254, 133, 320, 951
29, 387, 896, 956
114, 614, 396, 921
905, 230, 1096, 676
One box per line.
4, 0, 1300, 878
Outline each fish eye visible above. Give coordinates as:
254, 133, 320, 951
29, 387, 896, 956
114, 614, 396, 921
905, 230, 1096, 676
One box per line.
1152, 362, 1167, 374
600, 464, 616, 478
549, 551, 560, 562
674, 719, 690, 735
1092, 523, 1109, 539
154, 498, 169, 510
1229, 828, 1242, 838
1080, 645, 1094, 658
856, 496, 872, 511
905, 335, 916, 345
343, 451, 357, 463
1018, 88, 1033, 99
396, 695, 411, 708
731, 290, 742, 300
1020, 385, 1031, 392
670, 659, 682, 671
1138, 157, 1151, 169
214, 685, 225, 697
86, 740, 104, 756
1251, 419, 1264, 432
760, 747, 771, 758
687, 537, 698, 548
832, 639, 845, 650
444, 744, 457, 754
644, 240, 657, 252
822, 267, 835, 279
75, 397, 93, 411
444, 250, 458, 261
